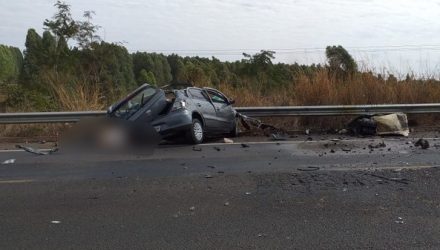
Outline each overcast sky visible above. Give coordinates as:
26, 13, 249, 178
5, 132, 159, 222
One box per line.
1, 0, 440, 75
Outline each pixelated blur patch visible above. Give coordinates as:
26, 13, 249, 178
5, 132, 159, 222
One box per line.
59, 117, 161, 155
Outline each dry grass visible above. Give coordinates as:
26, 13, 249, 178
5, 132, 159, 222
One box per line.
43, 70, 106, 111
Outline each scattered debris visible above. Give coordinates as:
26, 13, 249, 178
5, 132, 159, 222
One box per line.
189, 206, 195, 211
330, 149, 336, 153
395, 217, 404, 224
1, 159, 15, 165
224, 201, 230, 206
341, 148, 352, 152
369, 173, 410, 184
207, 165, 216, 169
338, 129, 348, 135
348, 113, 409, 136
238, 113, 288, 139
297, 166, 320, 171
241, 143, 250, 148
305, 129, 310, 135
415, 139, 429, 149
192, 146, 202, 151
245, 192, 252, 195
213, 146, 222, 151
204, 174, 213, 178
16, 145, 58, 155
50, 220, 61, 224
223, 138, 234, 143
368, 141, 386, 149
271, 132, 288, 141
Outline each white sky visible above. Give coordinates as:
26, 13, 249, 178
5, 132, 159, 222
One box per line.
1, 0, 440, 76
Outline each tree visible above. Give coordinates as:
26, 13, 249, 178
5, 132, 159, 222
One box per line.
325, 45, 358, 78
76, 11, 101, 49
137, 69, 156, 85
43, 1, 79, 43
22, 29, 44, 84
0, 45, 23, 83
242, 50, 276, 75
167, 54, 186, 83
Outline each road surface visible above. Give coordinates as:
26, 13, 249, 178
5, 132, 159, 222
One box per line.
1, 137, 440, 249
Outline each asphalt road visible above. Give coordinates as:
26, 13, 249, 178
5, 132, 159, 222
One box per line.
1, 137, 440, 249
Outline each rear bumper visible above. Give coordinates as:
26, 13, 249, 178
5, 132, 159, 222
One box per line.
151, 110, 192, 138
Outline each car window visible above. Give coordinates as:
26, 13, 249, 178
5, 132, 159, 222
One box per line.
188, 88, 209, 101
112, 86, 157, 119
207, 91, 227, 104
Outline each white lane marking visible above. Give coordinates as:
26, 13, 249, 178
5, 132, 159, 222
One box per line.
0, 179, 34, 184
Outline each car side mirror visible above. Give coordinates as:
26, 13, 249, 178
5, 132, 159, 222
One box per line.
228, 99, 235, 105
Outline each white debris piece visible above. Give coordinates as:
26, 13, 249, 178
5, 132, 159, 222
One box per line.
373, 113, 409, 137
1, 159, 15, 165
223, 138, 234, 143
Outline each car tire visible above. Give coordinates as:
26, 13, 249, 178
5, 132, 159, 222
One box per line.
228, 119, 239, 137
187, 118, 204, 144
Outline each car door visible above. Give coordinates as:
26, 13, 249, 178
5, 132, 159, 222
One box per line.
204, 88, 236, 133
187, 88, 217, 132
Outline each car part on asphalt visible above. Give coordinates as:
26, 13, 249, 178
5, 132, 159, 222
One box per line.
1, 159, 15, 164
348, 113, 409, 136
415, 138, 429, 149
15, 145, 58, 155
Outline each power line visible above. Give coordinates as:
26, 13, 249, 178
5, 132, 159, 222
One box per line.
129, 44, 440, 54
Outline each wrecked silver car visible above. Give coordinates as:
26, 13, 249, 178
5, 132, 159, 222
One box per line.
107, 84, 238, 144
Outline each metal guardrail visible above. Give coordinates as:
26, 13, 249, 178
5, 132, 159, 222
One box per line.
0, 103, 440, 124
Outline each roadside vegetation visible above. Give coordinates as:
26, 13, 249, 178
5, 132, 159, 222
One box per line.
1, 1, 440, 137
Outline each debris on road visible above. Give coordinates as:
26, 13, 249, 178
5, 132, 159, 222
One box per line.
15, 145, 59, 155
192, 146, 202, 152
341, 147, 352, 152
241, 143, 250, 148
50, 220, 61, 224
297, 166, 320, 171
305, 129, 310, 135
271, 133, 288, 141
1, 159, 15, 165
189, 206, 195, 211
415, 139, 429, 149
224, 201, 230, 206
237, 113, 288, 139
368, 141, 386, 149
223, 138, 234, 143
213, 146, 222, 151
204, 174, 213, 178
395, 217, 404, 224
348, 113, 409, 136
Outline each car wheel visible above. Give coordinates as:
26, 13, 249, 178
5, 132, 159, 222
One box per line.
229, 119, 239, 137
187, 118, 204, 144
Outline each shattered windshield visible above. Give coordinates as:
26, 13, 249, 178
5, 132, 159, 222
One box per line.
111, 86, 157, 119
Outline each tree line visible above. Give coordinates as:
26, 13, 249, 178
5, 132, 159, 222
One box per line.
0, 1, 359, 111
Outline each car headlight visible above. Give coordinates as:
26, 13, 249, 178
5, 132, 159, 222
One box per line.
171, 100, 186, 112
